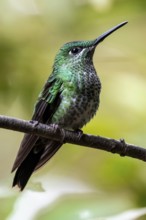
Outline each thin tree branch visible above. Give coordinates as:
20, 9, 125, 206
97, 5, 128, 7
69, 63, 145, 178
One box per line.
0, 115, 146, 162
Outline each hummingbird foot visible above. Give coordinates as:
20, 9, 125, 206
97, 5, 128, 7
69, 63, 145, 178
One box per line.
50, 124, 66, 143
74, 129, 83, 141
30, 120, 39, 127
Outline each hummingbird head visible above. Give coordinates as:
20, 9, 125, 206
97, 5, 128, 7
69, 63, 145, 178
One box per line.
53, 21, 128, 72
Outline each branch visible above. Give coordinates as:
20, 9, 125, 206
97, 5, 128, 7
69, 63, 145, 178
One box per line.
0, 115, 146, 162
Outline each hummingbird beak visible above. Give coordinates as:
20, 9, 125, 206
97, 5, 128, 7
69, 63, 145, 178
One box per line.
93, 21, 128, 47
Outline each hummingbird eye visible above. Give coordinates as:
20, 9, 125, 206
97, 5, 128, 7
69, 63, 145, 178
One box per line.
69, 47, 82, 55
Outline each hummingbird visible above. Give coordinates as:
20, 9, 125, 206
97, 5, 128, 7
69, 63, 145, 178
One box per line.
12, 21, 127, 190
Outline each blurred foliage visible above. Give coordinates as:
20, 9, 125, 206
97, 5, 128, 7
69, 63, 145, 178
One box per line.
0, 0, 146, 219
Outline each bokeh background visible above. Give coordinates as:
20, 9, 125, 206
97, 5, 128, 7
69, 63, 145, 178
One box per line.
0, 0, 146, 219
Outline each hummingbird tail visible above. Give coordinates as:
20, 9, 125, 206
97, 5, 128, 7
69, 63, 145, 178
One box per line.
12, 147, 44, 191
12, 140, 62, 191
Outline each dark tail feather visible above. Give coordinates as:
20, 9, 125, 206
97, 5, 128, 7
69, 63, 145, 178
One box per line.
12, 147, 44, 191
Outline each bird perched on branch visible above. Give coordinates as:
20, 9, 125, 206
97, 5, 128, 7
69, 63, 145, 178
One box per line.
12, 21, 128, 190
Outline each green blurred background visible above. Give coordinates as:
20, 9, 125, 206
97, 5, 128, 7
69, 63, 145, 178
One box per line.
0, 0, 146, 219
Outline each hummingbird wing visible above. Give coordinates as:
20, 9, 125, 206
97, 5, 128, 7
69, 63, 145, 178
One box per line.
12, 75, 63, 173
34, 140, 62, 171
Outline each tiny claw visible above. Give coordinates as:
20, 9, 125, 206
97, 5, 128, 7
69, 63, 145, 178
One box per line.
50, 124, 65, 143
50, 123, 59, 130
74, 129, 83, 140
30, 120, 39, 127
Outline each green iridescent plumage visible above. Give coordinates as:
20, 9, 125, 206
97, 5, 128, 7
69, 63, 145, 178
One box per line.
11, 21, 128, 190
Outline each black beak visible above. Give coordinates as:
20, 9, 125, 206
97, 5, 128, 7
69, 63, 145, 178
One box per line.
94, 21, 128, 46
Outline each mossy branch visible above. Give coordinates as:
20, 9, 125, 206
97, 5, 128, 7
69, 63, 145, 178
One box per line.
0, 115, 145, 162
